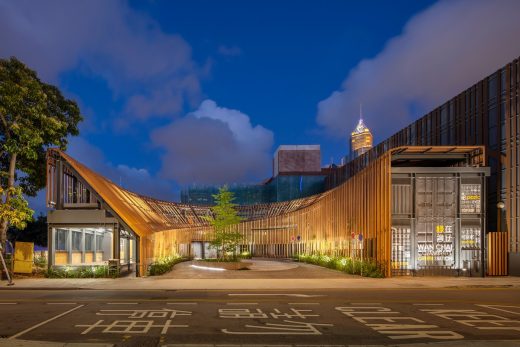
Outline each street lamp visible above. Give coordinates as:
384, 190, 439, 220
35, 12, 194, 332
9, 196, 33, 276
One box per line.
497, 201, 505, 232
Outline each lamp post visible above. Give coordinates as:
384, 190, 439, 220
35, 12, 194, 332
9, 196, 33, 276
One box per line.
497, 201, 505, 233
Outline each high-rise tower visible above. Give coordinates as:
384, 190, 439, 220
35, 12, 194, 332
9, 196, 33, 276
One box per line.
350, 106, 373, 158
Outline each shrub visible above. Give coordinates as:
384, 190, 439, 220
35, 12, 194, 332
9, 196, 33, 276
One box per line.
34, 255, 47, 268
44, 265, 115, 278
294, 253, 385, 278
239, 251, 252, 259
200, 257, 240, 263
147, 255, 187, 276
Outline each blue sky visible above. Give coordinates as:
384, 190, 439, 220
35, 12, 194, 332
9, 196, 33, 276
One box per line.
2, 0, 520, 211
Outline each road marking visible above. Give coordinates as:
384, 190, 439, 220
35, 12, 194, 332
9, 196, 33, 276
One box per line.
46, 302, 77, 305
336, 306, 464, 340
106, 302, 138, 305
9, 304, 84, 340
350, 302, 381, 305
288, 302, 320, 305
166, 302, 198, 305
229, 294, 324, 298
0, 302, 17, 305
226, 302, 258, 305
477, 304, 520, 315
222, 320, 333, 335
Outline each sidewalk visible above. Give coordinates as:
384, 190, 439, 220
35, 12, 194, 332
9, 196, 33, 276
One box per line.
1, 275, 520, 290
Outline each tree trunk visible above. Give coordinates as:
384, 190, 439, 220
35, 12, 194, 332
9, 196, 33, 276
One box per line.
0, 153, 17, 248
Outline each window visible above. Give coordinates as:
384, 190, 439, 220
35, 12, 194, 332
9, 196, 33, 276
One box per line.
72, 231, 82, 251
96, 234, 104, 251
55, 229, 68, 251
85, 233, 94, 251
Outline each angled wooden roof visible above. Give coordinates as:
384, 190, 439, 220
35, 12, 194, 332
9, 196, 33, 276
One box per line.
48, 149, 326, 238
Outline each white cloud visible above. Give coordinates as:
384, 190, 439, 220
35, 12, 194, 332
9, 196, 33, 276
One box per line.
0, 0, 202, 123
152, 100, 274, 185
66, 137, 173, 200
317, 0, 520, 140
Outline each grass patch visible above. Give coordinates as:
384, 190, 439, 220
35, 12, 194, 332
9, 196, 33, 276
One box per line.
294, 254, 385, 278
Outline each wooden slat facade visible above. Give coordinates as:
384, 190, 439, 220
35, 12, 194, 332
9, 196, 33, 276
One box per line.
48, 146, 486, 277
150, 151, 393, 275
487, 232, 508, 276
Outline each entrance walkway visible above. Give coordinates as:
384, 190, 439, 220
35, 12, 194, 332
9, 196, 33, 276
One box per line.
161, 258, 355, 279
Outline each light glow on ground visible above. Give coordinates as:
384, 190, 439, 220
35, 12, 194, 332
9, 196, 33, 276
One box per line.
190, 264, 226, 271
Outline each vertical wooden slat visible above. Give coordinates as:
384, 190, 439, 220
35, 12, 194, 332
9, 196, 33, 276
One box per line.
487, 232, 508, 276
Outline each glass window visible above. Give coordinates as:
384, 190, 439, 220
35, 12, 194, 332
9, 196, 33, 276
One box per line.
85, 233, 94, 251
55, 229, 68, 251
96, 234, 104, 251
72, 231, 82, 251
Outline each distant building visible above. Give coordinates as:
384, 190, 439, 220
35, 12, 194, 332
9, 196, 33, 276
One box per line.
181, 145, 326, 205
350, 117, 373, 158
273, 145, 321, 176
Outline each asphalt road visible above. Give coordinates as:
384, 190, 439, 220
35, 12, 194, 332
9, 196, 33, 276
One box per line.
0, 288, 519, 346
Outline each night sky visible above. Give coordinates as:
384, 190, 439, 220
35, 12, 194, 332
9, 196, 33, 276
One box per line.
1, 0, 520, 212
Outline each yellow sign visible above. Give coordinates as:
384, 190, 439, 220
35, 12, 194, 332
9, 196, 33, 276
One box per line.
435, 225, 445, 233
13, 241, 34, 274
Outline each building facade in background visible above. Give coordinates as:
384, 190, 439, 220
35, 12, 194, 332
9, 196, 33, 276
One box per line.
181, 145, 326, 205
350, 118, 373, 158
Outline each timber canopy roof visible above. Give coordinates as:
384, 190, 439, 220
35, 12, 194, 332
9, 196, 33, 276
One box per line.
47, 146, 484, 240
47, 149, 326, 239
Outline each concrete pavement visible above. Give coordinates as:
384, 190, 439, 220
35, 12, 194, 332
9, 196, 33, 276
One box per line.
2, 259, 519, 290
2, 275, 520, 290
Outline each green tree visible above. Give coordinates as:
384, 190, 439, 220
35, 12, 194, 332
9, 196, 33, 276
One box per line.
8, 214, 48, 247
0, 57, 82, 247
205, 186, 243, 260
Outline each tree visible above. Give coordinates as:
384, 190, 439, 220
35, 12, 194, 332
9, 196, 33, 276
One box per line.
0, 57, 82, 247
8, 214, 48, 247
205, 186, 243, 260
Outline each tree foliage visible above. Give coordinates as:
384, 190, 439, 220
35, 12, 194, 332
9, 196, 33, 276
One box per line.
0, 187, 33, 230
8, 214, 47, 247
205, 186, 243, 259
0, 57, 82, 246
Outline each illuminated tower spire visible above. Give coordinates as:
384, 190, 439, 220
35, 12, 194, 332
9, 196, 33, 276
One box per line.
350, 104, 373, 158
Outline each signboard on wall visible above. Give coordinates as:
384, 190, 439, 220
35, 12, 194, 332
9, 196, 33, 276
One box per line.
391, 227, 411, 270
461, 227, 481, 250
460, 184, 481, 214
417, 223, 455, 265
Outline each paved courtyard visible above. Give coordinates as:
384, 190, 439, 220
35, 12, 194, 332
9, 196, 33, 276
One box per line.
161, 259, 355, 279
